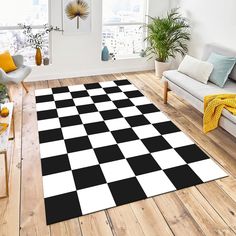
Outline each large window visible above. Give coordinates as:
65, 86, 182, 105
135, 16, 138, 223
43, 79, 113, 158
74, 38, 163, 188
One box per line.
0, 0, 49, 65
102, 0, 148, 59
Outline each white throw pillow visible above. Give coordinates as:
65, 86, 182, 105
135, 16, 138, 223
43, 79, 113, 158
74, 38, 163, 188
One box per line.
178, 55, 214, 84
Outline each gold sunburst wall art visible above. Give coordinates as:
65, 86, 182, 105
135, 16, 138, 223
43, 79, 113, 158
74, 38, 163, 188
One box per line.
65, 0, 90, 30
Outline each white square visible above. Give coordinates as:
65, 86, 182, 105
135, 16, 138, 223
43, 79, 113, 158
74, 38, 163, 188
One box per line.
69, 150, 99, 170
119, 140, 149, 158
38, 118, 61, 131
189, 159, 227, 182
137, 170, 176, 197
100, 81, 117, 88
87, 88, 105, 96
35, 88, 52, 96
130, 97, 151, 106
40, 140, 67, 159
68, 84, 86, 92
101, 159, 135, 183
163, 132, 194, 148
43, 171, 76, 198
62, 125, 87, 139
95, 101, 117, 111
133, 125, 160, 139
36, 101, 56, 112
53, 92, 72, 101
77, 184, 116, 215
119, 106, 142, 117
89, 132, 116, 148
105, 118, 130, 131
144, 112, 170, 124
119, 84, 137, 92
80, 112, 103, 124
108, 92, 127, 101
73, 97, 93, 106
57, 107, 78, 117
152, 149, 186, 169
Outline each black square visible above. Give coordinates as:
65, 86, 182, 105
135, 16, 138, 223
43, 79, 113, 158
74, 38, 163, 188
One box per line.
85, 83, 101, 90
104, 87, 122, 94
164, 165, 203, 189
39, 128, 64, 143
55, 99, 75, 108
126, 115, 150, 127
137, 104, 160, 114
91, 95, 111, 103
41, 154, 71, 176
125, 90, 143, 98
94, 145, 125, 164
73, 165, 106, 190
114, 80, 131, 86
52, 87, 69, 94
71, 90, 89, 98
65, 136, 92, 153
45, 192, 82, 225
100, 109, 123, 120
127, 154, 161, 175
114, 99, 134, 108
175, 144, 209, 163
142, 136, 172, 152
112, 128, 139, 143
36, 95, 54, 103
59, 115, 82, 127
84, 122, 109, 135
109, 177, 146, 205
154, 121, 180, 135
77, 104, 98, 114
37, 109, 58, 120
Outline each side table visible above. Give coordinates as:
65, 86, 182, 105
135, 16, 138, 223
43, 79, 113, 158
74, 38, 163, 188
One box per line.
0, 102, 14, 199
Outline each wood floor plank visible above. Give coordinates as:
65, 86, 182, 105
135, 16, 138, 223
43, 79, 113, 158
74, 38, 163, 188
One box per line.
197, 182, 236, 233
154, 193, 204, 236
79, 212, 114, 236
0, 84, 23, 236
216, 176, 236, 202
177, 186, 235, 235
107, 205, 145, 236
20, 81, 51, 236
130, 199, 174, 236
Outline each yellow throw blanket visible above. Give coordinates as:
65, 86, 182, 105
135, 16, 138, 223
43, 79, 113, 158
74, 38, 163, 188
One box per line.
203, 94, 236, 133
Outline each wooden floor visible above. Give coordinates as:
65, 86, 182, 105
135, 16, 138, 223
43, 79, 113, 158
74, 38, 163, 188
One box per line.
1, 71, 236, 236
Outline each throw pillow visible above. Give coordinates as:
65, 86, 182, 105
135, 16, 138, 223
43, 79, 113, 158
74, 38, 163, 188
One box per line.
207, 53, 236, 88
178, 55, 214, 84
0, 51, 17, 73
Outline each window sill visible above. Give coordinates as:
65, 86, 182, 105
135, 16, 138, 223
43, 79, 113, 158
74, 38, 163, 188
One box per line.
102, 55, 146, 62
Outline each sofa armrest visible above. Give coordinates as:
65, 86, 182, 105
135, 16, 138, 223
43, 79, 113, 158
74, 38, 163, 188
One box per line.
13, 55, 24, 67
0, 68, 8, 84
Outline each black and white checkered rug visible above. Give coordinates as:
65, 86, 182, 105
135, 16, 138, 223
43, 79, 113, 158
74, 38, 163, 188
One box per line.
35, 79, 227, 225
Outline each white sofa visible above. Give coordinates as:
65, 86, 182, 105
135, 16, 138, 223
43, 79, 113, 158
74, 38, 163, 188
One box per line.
162, 44, 236, 137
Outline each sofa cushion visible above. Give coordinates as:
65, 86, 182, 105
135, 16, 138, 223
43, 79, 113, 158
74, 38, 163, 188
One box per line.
163, 70, 236, 124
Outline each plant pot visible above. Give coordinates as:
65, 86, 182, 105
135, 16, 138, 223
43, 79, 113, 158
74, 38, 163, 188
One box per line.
155, 60, 171, 78
35, 48, 42, 66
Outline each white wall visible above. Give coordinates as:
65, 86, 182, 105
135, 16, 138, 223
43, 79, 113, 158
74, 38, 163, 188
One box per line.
170, 0, 236, 59
27, 0, 171, 81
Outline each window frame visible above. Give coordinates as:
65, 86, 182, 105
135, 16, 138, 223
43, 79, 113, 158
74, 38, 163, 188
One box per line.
0, 0, 51, 65
102, 0, 149, 60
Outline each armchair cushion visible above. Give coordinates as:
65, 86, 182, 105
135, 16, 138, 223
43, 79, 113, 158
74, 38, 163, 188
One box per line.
0, 51, 17, 73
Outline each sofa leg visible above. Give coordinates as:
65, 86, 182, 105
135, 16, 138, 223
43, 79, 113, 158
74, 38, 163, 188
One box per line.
163, 81, 169, 104
21, 81, 29, 94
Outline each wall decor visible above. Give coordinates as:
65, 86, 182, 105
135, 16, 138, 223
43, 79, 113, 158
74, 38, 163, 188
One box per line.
63, 0, 91, 35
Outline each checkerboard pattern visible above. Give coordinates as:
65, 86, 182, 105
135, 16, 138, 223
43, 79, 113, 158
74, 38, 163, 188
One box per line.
35, 79, 227, 225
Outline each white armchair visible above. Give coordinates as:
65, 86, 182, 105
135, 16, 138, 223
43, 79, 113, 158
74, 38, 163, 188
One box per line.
0, 55, 32, 94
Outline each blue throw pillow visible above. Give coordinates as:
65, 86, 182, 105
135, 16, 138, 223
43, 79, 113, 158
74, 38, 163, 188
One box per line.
207, 53, 236, 88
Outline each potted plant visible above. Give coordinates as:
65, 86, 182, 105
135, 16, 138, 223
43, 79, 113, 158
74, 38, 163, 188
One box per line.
0, 84, 8, 109
18, 24, 62, 66
144, 9, 191, 78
